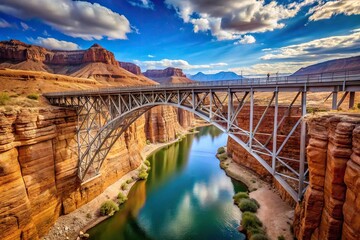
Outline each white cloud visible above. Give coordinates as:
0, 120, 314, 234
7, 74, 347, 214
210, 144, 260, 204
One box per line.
28, 37, 80, 50
229, 62, 315, 76
0, 0, 131, 40
0, 18, 10, 28
20, 22, 35, 31
147, 54, 155, 58
134, 59, 227, 70
234, 35, 256, 45
308, 0, 360, 21
128, 0, 154, 9
165, 0, 316, 40
261, 31, 360, 61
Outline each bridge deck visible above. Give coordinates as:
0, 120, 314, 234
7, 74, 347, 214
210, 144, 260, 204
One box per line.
44, 70, 360, 97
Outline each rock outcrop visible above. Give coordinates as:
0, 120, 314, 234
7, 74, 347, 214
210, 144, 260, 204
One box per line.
293, 114, 360, 240
0, 104, 194, 240
143, 67, 194, 84
0, 40, 154, 85
119, 61, 142, 75
0, 40, 117, 66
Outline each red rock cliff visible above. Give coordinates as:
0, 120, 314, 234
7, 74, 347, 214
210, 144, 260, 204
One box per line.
293, 114, 360, 240
0, 104, 194, 240
144, 67, 187, 78
0, 40, 118, 66
119, 61, 142, 75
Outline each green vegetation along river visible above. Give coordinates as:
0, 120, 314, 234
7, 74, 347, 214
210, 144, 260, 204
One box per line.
88, 126, 247, 240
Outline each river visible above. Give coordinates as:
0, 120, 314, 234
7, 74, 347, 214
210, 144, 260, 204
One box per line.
88, 126, 247, 240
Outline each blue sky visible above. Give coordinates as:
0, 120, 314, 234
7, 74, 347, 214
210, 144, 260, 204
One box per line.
0, 0, 359, 75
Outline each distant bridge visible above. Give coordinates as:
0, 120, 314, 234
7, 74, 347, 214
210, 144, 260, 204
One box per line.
44, 69, 360, 201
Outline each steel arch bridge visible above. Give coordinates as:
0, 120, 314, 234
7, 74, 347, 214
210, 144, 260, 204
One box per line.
44, 70, 360, 201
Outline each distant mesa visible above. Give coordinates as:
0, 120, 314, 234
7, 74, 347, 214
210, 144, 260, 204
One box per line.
0, 39, 155, 85
188, 71, 243, 81
119, 61, 142, 75
143, 67, 194, 84
293, 55, 360, 75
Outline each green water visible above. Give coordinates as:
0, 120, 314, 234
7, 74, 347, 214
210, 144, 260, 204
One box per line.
88, 126, 247, 240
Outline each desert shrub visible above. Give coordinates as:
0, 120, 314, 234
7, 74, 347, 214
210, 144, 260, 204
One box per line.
277, 235, 285, 240
250, 198, 260, 208
146, 139, 151, 145
100, 200, 119, 216
117, 192, 128, 205
126, 179, 133, 184
250, 233, 269, 240
144, 160, 151, 167
217, 147, 225, 154
239, 199, 259, 213
27, 93, 39, 100
241, 212, 262, 230
0, 92, 10, 105
138, 168, 148, 180
121, 183, 127, 190
217, 153, 228, 161
86, 213, 92, 219
357, 103, 360, 109
220, 161, 228, 169
233, 192, 249, 204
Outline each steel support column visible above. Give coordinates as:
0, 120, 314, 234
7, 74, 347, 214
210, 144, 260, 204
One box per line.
349, 92, 355, 109
298, 90, 307, 200
332, 90, 338, 110
249, 89, 254, 149
272, 90, 278, 174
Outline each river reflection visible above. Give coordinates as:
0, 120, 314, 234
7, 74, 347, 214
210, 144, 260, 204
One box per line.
88, 126, 247, 240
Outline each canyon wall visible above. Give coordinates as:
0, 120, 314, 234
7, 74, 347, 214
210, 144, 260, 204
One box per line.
0, 40, 118, 66
227, 105, 301, 202
0, 105, 193, 240
226, 108, 360, 239
294, 114, 360, 240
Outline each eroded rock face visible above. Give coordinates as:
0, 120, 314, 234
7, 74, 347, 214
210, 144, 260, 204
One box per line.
0, 105, 194, 239
144, 67, 186, 78
294, 114, 360, 240
119, 61, 142, 75
0, 40, 118, 66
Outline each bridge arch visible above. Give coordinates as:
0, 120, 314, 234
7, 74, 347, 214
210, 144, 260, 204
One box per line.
44, 71, 360, 200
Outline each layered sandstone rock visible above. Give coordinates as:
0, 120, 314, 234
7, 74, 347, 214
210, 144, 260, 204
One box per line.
0, 104, 193, 240
0, 40, 118, 66
119, 61, 142, 75
0, 40, 154, 85
294, 114, 360, 240
143, 67, 194, 84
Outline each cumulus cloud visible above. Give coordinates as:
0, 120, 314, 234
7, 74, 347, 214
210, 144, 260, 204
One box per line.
165, 0, 316, 40
28, 37, 80, 50
0, 18, 10, 28
229, 62, 315, 76
134, 59, 227, 70
234, 35, 256, 45
308, 0, 360, 21
0, 0, 131, 40
128, 0, 154, 9
261, 31, 360, 61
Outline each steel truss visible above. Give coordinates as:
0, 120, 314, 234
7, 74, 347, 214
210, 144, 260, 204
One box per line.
45, 71, 360, 201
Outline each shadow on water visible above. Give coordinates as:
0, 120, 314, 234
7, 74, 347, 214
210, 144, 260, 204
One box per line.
88, 126, 247, 240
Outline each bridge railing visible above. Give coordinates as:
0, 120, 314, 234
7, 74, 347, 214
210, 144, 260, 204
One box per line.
43, 69, 360, 97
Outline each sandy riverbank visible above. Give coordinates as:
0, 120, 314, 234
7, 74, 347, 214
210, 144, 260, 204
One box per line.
42, 131, 191, 240
220, 157, 294, 240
